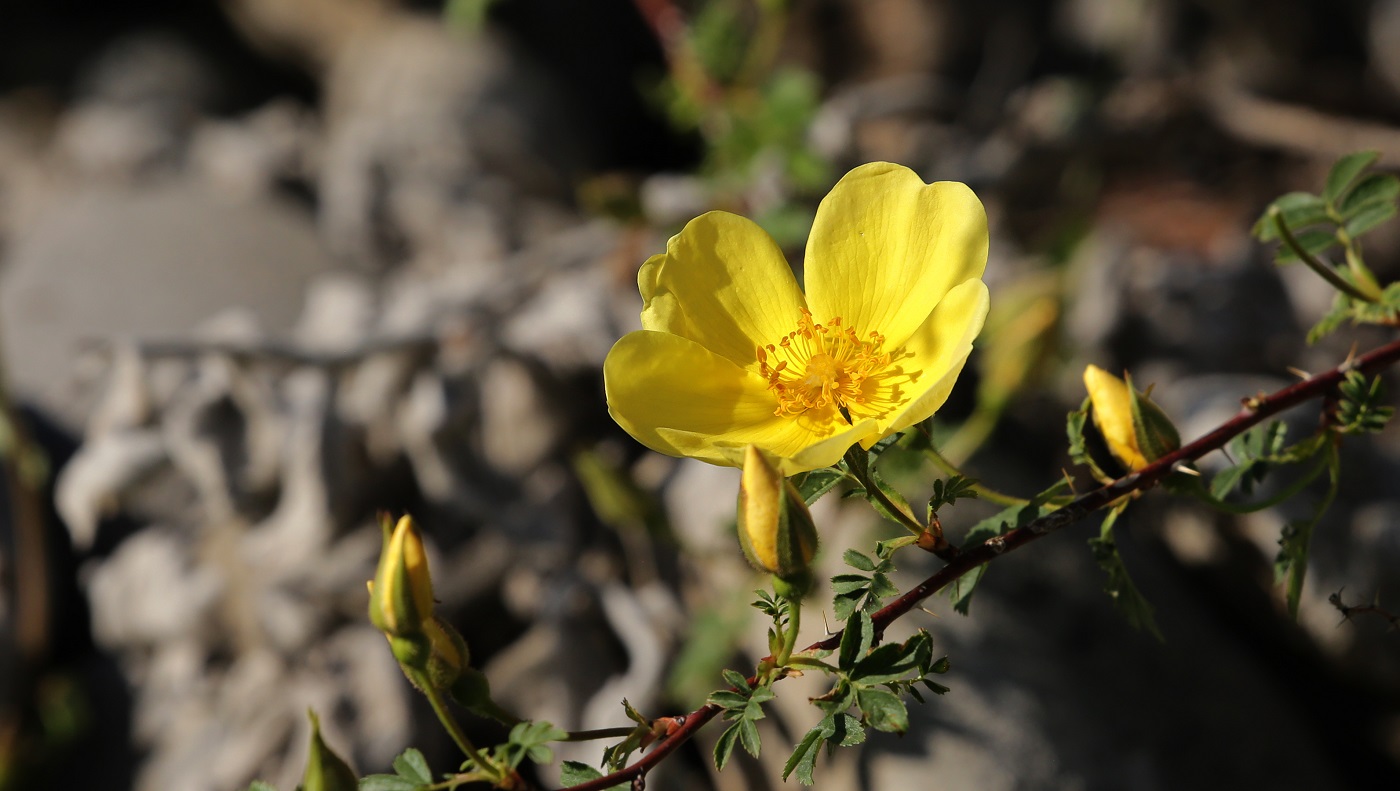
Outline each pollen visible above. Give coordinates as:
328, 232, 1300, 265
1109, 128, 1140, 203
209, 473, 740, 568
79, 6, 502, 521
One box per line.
757, 309, 892, 418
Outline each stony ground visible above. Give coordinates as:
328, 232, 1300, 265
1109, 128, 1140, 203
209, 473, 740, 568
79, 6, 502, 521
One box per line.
1, 2, 1399, 790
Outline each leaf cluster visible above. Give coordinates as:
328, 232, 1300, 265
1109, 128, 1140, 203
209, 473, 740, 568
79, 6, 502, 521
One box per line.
1253, 151, 1400, 342
782, 612, 949, 785
360, 749, 435, 791
830, 548, 900, 621
1336, 370, 1395, 435
708, 671, 776, 771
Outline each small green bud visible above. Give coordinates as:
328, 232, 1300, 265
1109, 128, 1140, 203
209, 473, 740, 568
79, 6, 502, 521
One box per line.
302, 710, 357, 791
368, 515, 435, 637
737, 446, 818, 594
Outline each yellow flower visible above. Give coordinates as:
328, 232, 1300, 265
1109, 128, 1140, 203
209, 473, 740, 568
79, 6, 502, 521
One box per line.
1083, 365, 1180, 471
604, 163, 990, 475
368, 514, 434, 637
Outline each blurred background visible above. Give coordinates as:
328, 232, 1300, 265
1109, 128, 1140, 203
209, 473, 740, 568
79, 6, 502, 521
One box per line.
1, 0, 1399, 789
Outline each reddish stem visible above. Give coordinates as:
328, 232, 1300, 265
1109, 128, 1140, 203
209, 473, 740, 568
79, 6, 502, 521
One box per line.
561, 337, 1400, 791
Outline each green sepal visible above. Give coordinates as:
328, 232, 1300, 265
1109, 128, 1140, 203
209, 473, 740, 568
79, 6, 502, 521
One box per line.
1125, 372, 1180, 465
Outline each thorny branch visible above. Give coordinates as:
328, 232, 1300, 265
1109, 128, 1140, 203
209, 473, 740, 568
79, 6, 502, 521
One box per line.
559, 336, 1400, 791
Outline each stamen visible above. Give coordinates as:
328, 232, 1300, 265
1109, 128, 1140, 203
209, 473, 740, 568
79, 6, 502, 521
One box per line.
755, 309, 893, 418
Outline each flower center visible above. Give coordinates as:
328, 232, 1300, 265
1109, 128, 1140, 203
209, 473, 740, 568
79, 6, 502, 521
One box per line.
756, 309, 892, 418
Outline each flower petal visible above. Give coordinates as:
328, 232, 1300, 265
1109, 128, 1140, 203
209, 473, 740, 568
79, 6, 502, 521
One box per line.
804, 163, 988, 350
639, 211, 807, 369
604, 330, 877, 474
865, 278, 990, 443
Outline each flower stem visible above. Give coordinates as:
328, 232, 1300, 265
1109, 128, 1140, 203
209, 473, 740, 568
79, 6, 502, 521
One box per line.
774, 598, 802, 667
1271, 209, 1378, 303
417, 672, 493, 776
842, 447, 925, 537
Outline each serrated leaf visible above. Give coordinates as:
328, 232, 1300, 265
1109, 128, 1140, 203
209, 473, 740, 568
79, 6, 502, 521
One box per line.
864, 466, 920, 528
838, 611, 874, 670
708, 690, 749, 710
856, 687, 909, 733
868, 573, 898, 602
739, 717, 761, 757
793, 468, 846, 505
782, 717, 835, 785
1339, 172, 1400, 216
843, 549, 877, 572
392, 749, 432, 785
1089, 506, 1162, 640
832, 591, 863, 621
713, 723, 741, 770
1345, 202, 1397, 237
830, 573, 870, 595
833, 712, 866, 746
721, 669, 751, 693
851, 643, 917, 685
1324, 151, 1380, 203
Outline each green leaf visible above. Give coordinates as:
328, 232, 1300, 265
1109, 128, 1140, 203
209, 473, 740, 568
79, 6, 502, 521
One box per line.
739, 717, 762, 757
929, 475, 979, 512
246, 783, 278, 791
855, 687, 909, 734
1345, 202, 1397, 237
392, 749, 432, 785
559, 761, 625, 790
838, 611, 874, 671
783, 718, 834, 785
1254, 192, 1328, 241
708, 690, 749, 710
1088, 505, 1162, 640
864, 466, 920, 528
1274, 445, 1339, 619
1067, 397, 1110, 481
1306, 293, 1354, 344
851, 643, 918, 685
843, 549, 876, 572
793, 468, 847, 505
1324, 151, 1380, 204
713, 723, 742, 770
833, 712, 866, 747
721, 669, 752, 693
1337, 371, 1396, 434
1273, 229, 1336, 263
1339, 173, 1400, 216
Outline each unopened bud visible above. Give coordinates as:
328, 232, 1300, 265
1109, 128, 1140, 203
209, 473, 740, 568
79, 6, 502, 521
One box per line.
737, 446, 818, 596
1083, 366, 1180, 471
368, 515, 435, 637
302, 710, 357, 791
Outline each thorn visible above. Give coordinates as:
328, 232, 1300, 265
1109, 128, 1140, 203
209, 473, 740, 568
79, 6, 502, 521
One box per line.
821, 610, 834, 635
919, 606, 940, 619
1172, 461, 1201, 476
1286, 366, 1311, 380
